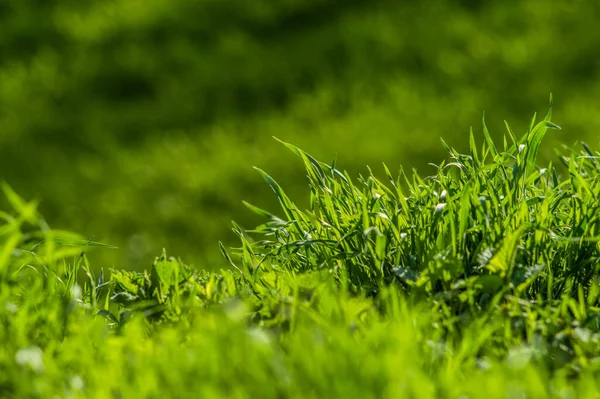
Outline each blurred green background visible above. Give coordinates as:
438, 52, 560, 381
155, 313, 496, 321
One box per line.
1, 0, 599, 270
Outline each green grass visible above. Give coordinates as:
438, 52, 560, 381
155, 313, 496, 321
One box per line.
3, 0, 600, 270
3, 107, 600, 397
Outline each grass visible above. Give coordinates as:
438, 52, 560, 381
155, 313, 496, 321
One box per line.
3, 0, 600, 270
2, 105, 600, 397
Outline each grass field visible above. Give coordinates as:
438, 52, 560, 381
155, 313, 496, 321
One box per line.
2, 1, 600, 271
3, 108, 600, 397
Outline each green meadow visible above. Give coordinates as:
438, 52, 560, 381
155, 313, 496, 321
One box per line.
2, 1, 600, 397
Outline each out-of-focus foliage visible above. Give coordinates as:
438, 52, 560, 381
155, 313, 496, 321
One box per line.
1, 0, 599, 269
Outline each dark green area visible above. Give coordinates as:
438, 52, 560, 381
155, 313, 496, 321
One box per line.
1, 0, 599, 270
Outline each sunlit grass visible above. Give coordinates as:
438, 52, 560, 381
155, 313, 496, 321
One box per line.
2, 105, 600, 397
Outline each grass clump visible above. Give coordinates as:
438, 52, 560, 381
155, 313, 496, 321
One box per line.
230, 101, 600, 374
3, 106, 600, 397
